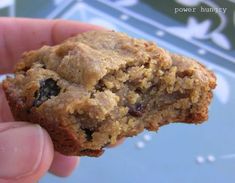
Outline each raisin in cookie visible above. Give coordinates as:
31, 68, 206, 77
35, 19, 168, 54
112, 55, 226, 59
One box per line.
2, 30, 216, 157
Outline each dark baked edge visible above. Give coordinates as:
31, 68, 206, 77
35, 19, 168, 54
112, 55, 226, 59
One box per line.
2, 80, 104, 157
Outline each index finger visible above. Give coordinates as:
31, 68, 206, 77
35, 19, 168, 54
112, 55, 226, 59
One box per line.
0, 18, 103, 74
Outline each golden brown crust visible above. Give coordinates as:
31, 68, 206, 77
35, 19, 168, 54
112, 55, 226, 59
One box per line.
3, 30, 216, 157
3, 80, 104, 156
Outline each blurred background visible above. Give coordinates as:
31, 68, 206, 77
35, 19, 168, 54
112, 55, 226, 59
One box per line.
1, 0, 235, 183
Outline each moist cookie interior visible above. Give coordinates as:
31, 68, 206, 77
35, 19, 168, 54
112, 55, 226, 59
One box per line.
21, 50, 210, 150
3, 30, 216, 155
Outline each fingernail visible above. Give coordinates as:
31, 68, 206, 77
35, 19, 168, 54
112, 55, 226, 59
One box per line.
0, 123, 45, 179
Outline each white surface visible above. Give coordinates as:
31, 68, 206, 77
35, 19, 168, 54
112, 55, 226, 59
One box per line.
198, 49, 206, 55
196, 156, 205, 164
136, 141, 145, 149
207, 155, 216, 163
155, 30, 165, 37
0, 0, 14, 17
0, 74, 14, 82
0, 0, 14, 8
143, 134, 152, 142
120, 14, 129, 20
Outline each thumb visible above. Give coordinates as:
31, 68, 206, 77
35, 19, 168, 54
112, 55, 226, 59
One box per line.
0, 122, 54, 183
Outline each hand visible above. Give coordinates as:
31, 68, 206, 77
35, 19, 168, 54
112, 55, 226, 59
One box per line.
0, 18, 102, 183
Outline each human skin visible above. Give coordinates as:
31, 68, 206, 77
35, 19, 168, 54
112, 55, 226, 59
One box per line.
0, 18, 122, 183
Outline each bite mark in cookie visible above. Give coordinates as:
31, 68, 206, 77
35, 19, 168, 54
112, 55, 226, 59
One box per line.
2, 30, 216, 157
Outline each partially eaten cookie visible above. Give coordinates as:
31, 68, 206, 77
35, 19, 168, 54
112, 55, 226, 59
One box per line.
2, 30, 216, 157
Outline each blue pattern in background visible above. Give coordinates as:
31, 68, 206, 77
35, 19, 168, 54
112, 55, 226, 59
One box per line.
1, 0, 235, 182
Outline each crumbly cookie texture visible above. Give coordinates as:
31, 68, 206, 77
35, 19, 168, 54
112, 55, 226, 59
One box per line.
3, 30, 216, 157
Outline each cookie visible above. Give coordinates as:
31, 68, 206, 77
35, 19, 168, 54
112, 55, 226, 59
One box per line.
2, 30, 216, 157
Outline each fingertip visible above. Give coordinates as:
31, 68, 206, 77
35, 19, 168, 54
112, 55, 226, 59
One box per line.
37, 127, 55, 177
0, 18, 104, 74
49, 152, 79, 177
51, 19, 104, 44
0, 122, 54, 182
